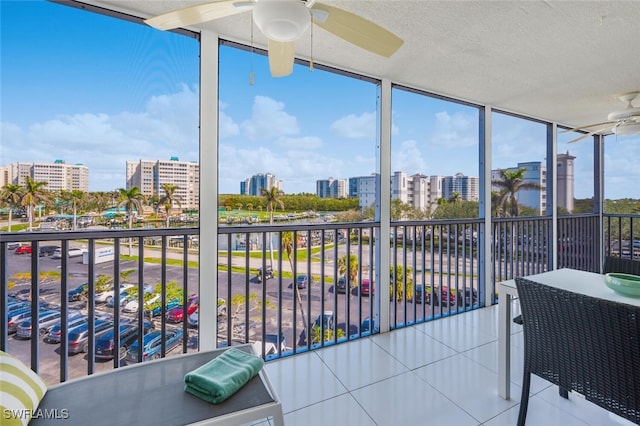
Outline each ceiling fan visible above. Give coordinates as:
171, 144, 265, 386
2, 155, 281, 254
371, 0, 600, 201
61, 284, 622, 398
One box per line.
144, 0, 404, 77
564, 91, 640, 143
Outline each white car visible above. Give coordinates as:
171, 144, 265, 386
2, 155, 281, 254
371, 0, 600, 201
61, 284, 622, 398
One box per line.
52, 247, 87, 259
95, 284, 133, 304
123, 292, 159, 314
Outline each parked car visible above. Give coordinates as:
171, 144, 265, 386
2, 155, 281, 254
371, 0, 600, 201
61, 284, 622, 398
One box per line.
52, 247, 87, 259
7, 308, 51, 334
6, 242, 21, 251
16, 310, 78, 339
38, 245, 60, 257
94, 322, 154, 359
295, 274, 314, 289
7, 300, 30, 313
457, 287, 478, 306
335, 277, 347, 294
186, 298, 227, 328
360, 279, 373, 296
45, 316, 88, 343
144, 298, 182, 318
256, 266, 274, 283
68, 319, 116, 354
14, 245, 32, 255
415, 285, 457, 306
124, 328, 183, 363
165, 303, 199, 323
68, 283, 88, 302
100, 285, 134, 305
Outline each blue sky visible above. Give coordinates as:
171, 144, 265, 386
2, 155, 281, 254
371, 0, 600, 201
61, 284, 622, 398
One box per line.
2, 0, 638, 199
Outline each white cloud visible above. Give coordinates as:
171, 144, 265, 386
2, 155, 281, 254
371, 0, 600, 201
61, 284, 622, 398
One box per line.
241, 96, 299, 141
330, 111, 376, 139
218, 143, 349, 194
219, 101, 240, 139
1, 86, 199, 191
430, 111, 478, 149
392, 139, 428, 175
276, 136, 323, 150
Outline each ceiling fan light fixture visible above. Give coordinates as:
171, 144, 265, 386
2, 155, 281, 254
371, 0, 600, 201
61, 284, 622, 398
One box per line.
613, 122, 640, 137
253, 0, 310, 42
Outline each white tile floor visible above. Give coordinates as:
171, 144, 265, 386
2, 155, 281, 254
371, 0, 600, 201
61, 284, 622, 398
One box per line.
259, 304, 636, 426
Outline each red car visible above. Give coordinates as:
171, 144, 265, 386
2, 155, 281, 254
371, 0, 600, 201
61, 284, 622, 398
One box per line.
361, 279, 374, 296
15, 245, 32, 255
165, 294, 198, 323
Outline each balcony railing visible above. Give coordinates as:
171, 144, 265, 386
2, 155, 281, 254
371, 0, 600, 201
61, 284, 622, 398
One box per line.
1, 213, 634, 386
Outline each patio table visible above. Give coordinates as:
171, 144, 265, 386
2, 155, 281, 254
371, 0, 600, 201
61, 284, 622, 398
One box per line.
498, 268, 640, 400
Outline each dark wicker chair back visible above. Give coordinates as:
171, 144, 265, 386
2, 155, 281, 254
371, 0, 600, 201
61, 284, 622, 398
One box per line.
515, 277, 640, 426
603, 256, 640, 275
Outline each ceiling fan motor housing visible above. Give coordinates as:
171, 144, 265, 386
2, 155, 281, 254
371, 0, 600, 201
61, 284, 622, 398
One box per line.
253, 0, 311, 42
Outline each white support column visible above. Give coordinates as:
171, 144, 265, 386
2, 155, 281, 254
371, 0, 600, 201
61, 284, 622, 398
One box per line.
482, 106, 493, 307
199, 31, 219, 351
550, 123, 558, 270
377, 79, 392, 333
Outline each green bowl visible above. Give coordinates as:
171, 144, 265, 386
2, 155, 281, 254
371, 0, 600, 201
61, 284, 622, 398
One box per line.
604, 273, 640, 298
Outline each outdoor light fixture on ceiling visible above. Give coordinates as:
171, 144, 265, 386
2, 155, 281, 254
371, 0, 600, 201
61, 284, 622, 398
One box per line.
253, 0, 310, 42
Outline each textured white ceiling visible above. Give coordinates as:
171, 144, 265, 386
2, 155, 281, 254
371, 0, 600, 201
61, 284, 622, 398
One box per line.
82, 0, 640, 131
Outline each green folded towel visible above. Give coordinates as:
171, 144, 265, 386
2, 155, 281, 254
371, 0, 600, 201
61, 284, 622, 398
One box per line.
184, 348, 265, 404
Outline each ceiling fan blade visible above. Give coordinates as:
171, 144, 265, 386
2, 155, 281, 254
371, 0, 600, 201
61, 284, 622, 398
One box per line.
310, 3, 403, 57
268, 39, 295, 77
560, 121, 616, 133
567, 125, 612, 143
144, 0, 251, 31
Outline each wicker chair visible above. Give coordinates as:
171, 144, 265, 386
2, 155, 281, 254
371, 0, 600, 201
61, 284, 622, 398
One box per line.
603, 255, 640, 275
515, 277, 640, 426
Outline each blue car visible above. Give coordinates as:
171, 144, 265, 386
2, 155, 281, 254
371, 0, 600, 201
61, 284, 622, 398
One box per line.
68, 283, 88, 302
124, 328, 183, 363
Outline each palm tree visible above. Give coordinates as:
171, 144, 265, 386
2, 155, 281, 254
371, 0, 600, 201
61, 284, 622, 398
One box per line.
449, 191, 462, 204
1, 183, 23, 232
21, 177, 49, 231
159, 183, 182, 228
117, 187, 144, 255
337, 253, 358, 291
281, 231, 307, 339
261, 187, 284, 269
492, 169, 542, 217
66, 189, 85, 230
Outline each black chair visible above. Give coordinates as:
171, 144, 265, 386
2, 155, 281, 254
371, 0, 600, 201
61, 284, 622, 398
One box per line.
603, 255, 640, 275
515, 277, 640, 426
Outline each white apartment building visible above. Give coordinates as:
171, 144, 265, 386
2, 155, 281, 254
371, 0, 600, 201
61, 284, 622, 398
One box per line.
352, 172, 476, 213
492, 154, 576, 214
3, 160, 89, 192
316, 177, 347, 199
349, 175, 378, 210
126, 157, 199, 210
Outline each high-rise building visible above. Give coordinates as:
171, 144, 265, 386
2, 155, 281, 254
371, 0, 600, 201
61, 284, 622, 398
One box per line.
316, 177, 347, 199
126, 157, 199, 209
3, 160, 89, 192
492, 161, 550, 214
240, 173, 283, 196
349, 175, 378, 209
442, 172, 479, 202
557, 151, 576, 213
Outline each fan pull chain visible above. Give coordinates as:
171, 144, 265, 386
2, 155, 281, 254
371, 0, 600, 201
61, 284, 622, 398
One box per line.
309, 18, 314, 72
250, 13, 255, 85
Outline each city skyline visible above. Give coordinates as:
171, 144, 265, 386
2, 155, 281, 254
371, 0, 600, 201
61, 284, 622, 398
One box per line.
2, 1, 639, 200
